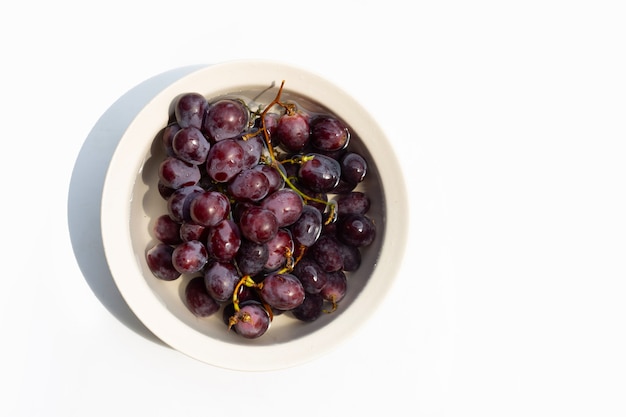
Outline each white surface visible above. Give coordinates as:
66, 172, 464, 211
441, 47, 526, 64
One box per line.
101, 61, 407, 370
2, 0, 625, 415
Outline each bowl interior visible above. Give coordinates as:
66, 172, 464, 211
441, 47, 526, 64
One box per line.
102, 61, 406, 370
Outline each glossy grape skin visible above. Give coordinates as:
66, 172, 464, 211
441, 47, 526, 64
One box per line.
292, 292, 324, 322
337, 213, 376, 247
230, 302, 271, 339
264, 228, 294, 272
179, 221, 208, 242
146, 243, 180, 281
158, 156, 201, 189
260, 188, 303, 227
310, 115, 349, 152
172, 126, 211, 165
174, 92, 208, 129
189, 190, 230, 227
172, 240, 209, 274
298, 153, 341, 193
153, 214, 182, 245
167, 185, 204, 223
309, 234, 344, 272
290, 204, 323, 247
292, 257, 327, 294
235, 239, 269, 276
239, 207, 279, 244
340, 152, 367, 185
237, 135, 264, 170
321, 270, 347, 306
259, 273, 305, 311
336, 191, 370, 215
275, 111, 309, 152
203, 261, 240, 303
227, 168, 270, 202
205, 138, 245, 183
184, 276, 220, 317
206, 219, 241, 261
203, 99, 249, 142
254, 164, 285, 194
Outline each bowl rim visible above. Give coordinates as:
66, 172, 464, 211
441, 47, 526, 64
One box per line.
101, 59, 408, 371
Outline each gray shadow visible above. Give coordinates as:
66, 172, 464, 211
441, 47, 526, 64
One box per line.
67, 64, 207, 344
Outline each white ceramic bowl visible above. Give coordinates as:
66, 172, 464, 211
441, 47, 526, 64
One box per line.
101, 60, 408, 371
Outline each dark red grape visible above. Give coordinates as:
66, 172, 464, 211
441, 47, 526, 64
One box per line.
321, 270, 347, 307
340, 152, 367, 185
337, 213, 376, 247
275, 111, 309, 152
230, 302, 271, 339
309, 234, 344, 272
310, 115, 349, 152
172, 240, 208, 274
227, 168, 270, 202
179, 221, 208, 242
146, 243, 181, 281
259, 273, 305, 311
239, 207, 279, 244
189, 190, 230, 227
162, 123, 180, 157
290, 204, 323, 247
203, 99, 249, 142
336, 191, 370, 215
298, 153, 341, 193
237, 135, 264, 169
158, 156, 201, 189
172, 126, 211, 165
204, 261, 240, 303
264, 228, 294, 272
205, 138, 245, 182
260, 188, 303, 227
153, 214, 182, 245
174, 92, 208, 129
235, 239, 270, 276
184, 276, 220, 317
292, 292, 324, 322
206, 219, 241, 261
337, 241, 361, 272
254, 164, 285, 194
292, 257, 328, 294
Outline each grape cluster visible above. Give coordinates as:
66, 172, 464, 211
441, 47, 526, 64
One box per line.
146, 82, 376, 339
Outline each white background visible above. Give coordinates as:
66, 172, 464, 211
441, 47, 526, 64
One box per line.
2, 1, 625, 415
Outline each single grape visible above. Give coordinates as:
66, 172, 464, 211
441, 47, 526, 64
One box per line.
184, 276, 220, 317
321, 270, 347, 309
298, 153, 341, 193
340, 152, 367, 185
292, 292, 324, 322
254, 164, 285, 194
290, 204, 323, 247
259, 273, 305, 311
146, 243, 180, 281
336, 191, 370, 215
153, 214, 182, 245
264, 228, 294, 272
337, 241, 361, 271
239, 207, 279, 244
203, 98, 249, 142
235, 239, 269, 276
275, 111, 309, 152
204, 261, 240, 303
167, 185, 204, 223
172, 240, 208, 274
237, 135, 264, 170
227, 168, 270, 202
229, 302, 271, 339
205, 138, 245, 183
309, 115, 349, 152
158, 156, 201, 189
206, 219, 241, 261
174, 92, 209, 129
172, 126, 211, 165
292, 257, 328, 294
260, 188, 304, 227
189, 190, 230, 227
179, 221, 208, 242
336, 213, 376, 247
309, 234, 344, 272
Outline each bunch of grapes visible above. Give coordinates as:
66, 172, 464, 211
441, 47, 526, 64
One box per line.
146, 82, 376, 339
